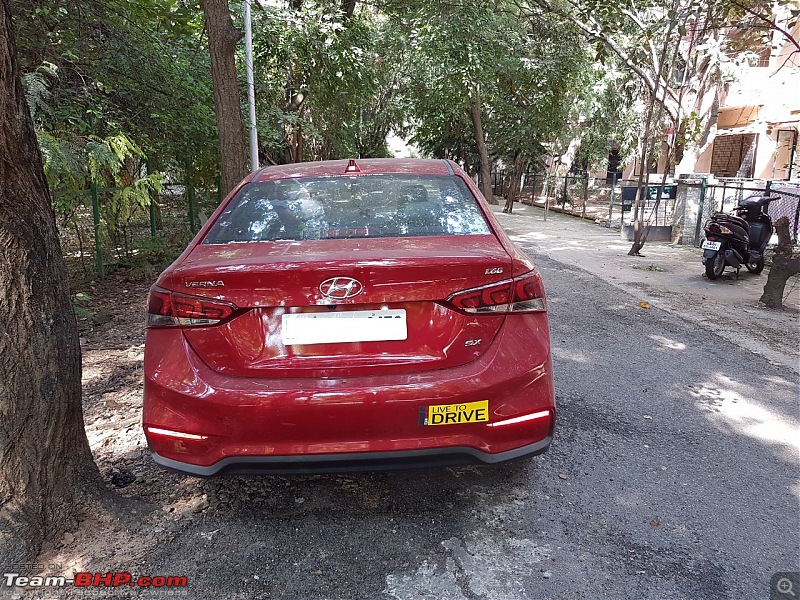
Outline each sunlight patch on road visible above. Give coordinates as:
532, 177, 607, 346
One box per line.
509, 232, 549, 242
790, 481, 800, 500
544, 244, 589, 252
648, 335, 686, 351
690, 375, 799, 454
552, 346, 592, 364
85, 412, 145, 458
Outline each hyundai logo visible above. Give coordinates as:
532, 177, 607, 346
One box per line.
319, 277, 364, 299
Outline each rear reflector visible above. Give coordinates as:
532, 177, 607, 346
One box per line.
145, 426, 209, 440
487, 410, 551, 428
447, 271, 546, 314
147, 286, 237, 327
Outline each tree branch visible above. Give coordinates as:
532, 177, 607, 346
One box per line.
727, 0, 800, 53
521, 0, 681, 121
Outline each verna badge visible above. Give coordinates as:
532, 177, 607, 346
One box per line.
319, 277, 364, 299
185, 280, 225, 288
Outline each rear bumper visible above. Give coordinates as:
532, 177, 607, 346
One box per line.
151, 435, 553, 477
143, 314, 555, 474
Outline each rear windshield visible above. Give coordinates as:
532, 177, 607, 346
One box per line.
202, 174, 491, 243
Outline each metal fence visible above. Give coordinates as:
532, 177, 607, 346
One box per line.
59, 170, 797, 280
492, 169, 585, 206
770, 183, 800, 243
698, 179, 800, 244
56, 178, 222, 280
491, 169, 677, 225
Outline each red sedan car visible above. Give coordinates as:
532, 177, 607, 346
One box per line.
143, 158, 555, 475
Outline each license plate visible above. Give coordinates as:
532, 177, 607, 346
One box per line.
702, 240, 721, 251
281, 309, 407, 345
421, 400, 489, 426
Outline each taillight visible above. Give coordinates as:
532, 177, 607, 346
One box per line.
147, 286, 237, 327
708, 223, 732, 235
447, 271, 546, 314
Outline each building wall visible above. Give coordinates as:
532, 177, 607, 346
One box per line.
608, 21, 800, 182
711, 21, 800, 182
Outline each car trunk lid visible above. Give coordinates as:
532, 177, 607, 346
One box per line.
172, 235, 512, 378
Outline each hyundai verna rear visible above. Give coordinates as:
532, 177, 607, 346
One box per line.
143, 158, 555, 475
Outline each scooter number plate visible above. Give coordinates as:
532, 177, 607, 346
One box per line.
702, 241, 721, 251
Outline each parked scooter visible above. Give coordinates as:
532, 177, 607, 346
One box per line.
701, 194, 779, 280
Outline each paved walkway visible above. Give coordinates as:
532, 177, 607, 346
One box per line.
490, 202, 800, 373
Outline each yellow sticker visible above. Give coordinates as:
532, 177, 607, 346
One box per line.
422, 400, 489, 426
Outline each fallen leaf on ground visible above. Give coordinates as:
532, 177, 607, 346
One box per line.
558, 473, 568, 480
649, 517, 660, 527
639, 301, 651, 309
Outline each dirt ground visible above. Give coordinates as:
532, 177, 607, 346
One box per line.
15, 206, 799, 599
22, 270, 204, 599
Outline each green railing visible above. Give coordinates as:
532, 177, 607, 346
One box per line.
55, 177, 221, 279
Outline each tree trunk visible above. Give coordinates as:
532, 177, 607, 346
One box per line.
203, 0, 249, 197
760, 217, 800, 309
341, 0, 356, 19
469, 88, 496, 205
0, 0, 100, 564
503, 152, 526, 214
628, 2, 681, 256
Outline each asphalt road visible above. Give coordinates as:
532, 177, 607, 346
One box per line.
137, 246, 799, 600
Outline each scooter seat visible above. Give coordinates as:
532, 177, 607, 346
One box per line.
712, 213, 749, 231
737, 195, 779, 220
738, 195, 779, 210
709, 213, 749, 244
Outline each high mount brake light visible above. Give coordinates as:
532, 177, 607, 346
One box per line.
447, 271, 546, 314
147, 287, 237, 327
344, 158, 361, 173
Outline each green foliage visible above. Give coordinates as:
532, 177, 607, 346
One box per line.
133, 230, 192, 267
390, 1, 591, 171
522, 0, 800, 178
250, 1, 405, 161
15, 0, 215, 267
487, 10, 591, 163
572, 63, 641, 172
392, 2, 498, 163
101, 172, 163, 259
72, 292, 94, 319
14, 0, 218, 180
34, 121, 161, 242
245, 0, 593, 168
